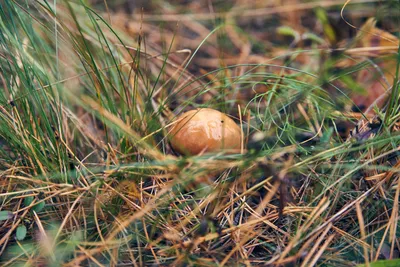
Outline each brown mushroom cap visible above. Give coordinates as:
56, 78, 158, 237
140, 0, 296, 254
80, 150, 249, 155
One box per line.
169, 108, 243, 155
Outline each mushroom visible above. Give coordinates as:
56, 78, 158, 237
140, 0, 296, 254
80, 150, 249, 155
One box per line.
169, 108, 243, 155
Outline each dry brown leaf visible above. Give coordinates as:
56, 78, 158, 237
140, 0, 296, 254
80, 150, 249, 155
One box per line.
342, 18, 398, 112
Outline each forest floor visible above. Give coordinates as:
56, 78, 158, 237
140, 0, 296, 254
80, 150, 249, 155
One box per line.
0, 0, 400, 266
